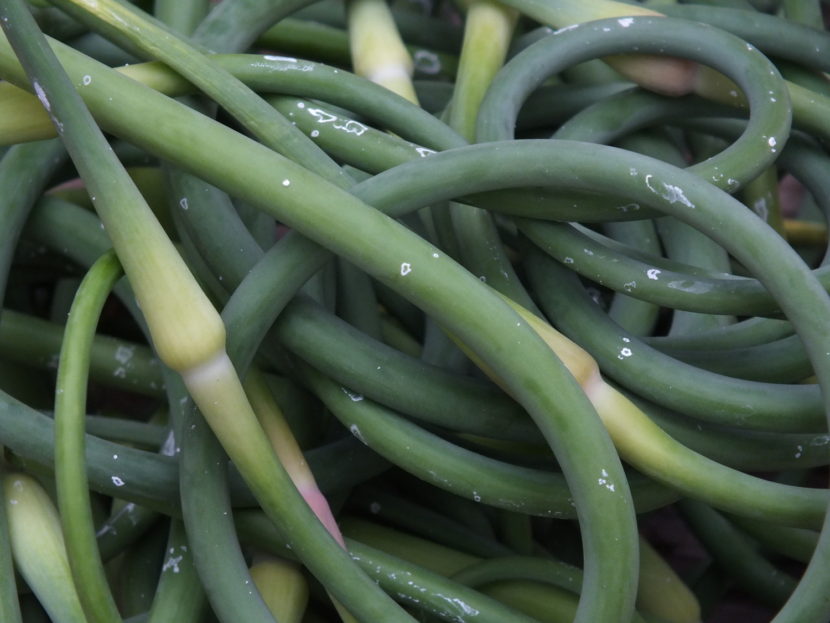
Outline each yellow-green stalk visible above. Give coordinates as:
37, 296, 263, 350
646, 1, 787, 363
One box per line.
448, 0, 518, 140
3, 473, 87, 623
637, 536, 701, 623
244, 369, 356, 623
249, 556, 309, 623
347, 0, 419, 103
244, 369, 344, 547
785, 219, 827, 246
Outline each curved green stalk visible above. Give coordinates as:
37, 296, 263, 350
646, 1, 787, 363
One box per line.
681, 500, 798, 608
54, 250, 123, 623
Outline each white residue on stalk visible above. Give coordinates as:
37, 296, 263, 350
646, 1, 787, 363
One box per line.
264, 55, 297, 62
114, 344, 135, 365
597, 468, 616, 492
111, 476, 125, 487
349, 424, 367, 445
341, 387, 364, 402
307, 107, 368, 136
33, 81, 51, 112
644, 174, 695, 208
413, 49, 441, 74
162, 552, 184, 574
400, 262, 412, 276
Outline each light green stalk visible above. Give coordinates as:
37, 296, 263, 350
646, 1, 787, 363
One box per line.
347, 0, 418, 102
249, 557, 309, 623
638, 537, 701, 623
3, 473, 87, 623
448, 0, 517, 141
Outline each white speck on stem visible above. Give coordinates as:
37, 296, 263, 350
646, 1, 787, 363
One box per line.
263, 55, 297, 62
33, 81, 51, 112
618, 17, 634, 27
618, 347, 633, 360
400, 262, 412, 276
349, 424, 367, 445
162, 554, 183, 574
282, 179, 291, 187
597, 468, 616, 491
341, 387, 363, 402
114, 344, 134, 365
111, 476, 125, 487
647, 268, 661, 280
82, 75, 92, 86
161, 430, 177, 457
179, 197, 188, 210
310, 130, 319, 137
413, 49, 441, 74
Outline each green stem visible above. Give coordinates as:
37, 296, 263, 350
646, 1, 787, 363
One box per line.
54, 251, 123, 623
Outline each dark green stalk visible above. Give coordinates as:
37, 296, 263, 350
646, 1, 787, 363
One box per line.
145, 520, 206, 623
451, 556, 582, 596
348, 487, 515, 558
0, 305, 163, 398
680, 500, 798, 608
728, 515, 819, 565
346, 540, 542, 623
0, 139, 65, 311
656, 3, 829, 68
97, 502, 161, 562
